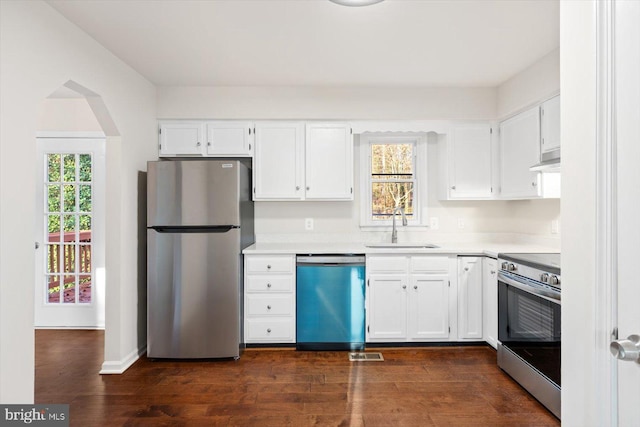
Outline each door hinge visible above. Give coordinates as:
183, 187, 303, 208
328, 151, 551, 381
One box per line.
367, 325, 370, 333
159, 143, 162, 150
350, 128, 353, 134
249, 128, 252, 135
253, 127, 256, 135
367, 279, 370, 287
253, 187, 256, 194
542, 137, 545, 145
448, 326, 451, 333
448, 280, 450, 287
249, 143, 252, 151
490, 128, 493, 135
350, 187, 353, 194
159, 128, 162, 135
612, 327, 619, 340
490, 187, 493, 193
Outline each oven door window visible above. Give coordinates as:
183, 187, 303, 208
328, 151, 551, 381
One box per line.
498, 279, 561, 386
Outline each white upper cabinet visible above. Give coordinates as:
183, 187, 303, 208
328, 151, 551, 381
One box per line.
206, 121, 253, 157
440, 123, 494, 200
253, 122, 305, 200
540, 95, 561, 154
499, 107, 541, 199
159, 121, 205, 156
305, 123, 353, 200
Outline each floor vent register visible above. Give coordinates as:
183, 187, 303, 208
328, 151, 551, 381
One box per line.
349, 352, 384, 362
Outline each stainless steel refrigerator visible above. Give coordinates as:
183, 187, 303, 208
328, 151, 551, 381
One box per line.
147, 159, 254, 359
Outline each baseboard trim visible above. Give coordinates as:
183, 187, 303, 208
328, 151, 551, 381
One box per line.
100, 345, 146, 375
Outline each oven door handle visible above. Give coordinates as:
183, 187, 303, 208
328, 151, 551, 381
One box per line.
498, 272, 561, 304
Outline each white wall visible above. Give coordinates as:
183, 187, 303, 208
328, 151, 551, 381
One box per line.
0, 1, 156, 403
497, 48, 560, 119
157, 86, 498, 120
560, 2, 597, 425
37, 98, 103, 132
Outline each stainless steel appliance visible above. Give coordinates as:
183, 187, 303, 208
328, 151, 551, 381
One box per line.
497, 253, 561, 419
296, 255, 366, 351
147, 160, 254, 359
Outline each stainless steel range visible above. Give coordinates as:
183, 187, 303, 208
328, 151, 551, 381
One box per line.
497, 253, 561, 419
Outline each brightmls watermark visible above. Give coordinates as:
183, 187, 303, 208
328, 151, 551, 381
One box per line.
0, 405, 68, 426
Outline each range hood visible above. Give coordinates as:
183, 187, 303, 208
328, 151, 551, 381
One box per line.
530, 148, 560, 172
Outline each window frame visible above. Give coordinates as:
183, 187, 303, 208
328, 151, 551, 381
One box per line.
359, 133, 428, 228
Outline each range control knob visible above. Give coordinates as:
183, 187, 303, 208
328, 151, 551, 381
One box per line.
508, 263, 517, 272
540, 273, 550, 283
501, 262, 509, 270
549, 275, 561, 286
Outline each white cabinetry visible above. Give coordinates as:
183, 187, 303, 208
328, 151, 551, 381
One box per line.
159, 121, 205, 156
482, 257, 498, 349
305, 123, 353, 200
540, 95, 561, 154
253, 122, 353, 201
499, 107, 541, 199
439, 123, 494, 200
206, 121, 253, 157
253, 122, 305, 200
457, 257, 483, 340
244, 255, 296, 343
367, 255, 452, 343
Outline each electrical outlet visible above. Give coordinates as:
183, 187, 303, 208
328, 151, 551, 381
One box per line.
305, 218, 314, 231
551, 219, 559, 234
430, 217, 439, 230
457, 218, 465, 230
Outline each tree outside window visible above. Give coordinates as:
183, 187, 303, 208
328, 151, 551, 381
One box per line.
370, 142, 415, 221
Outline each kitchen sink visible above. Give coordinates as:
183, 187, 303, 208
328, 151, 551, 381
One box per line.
365, 243, 440, 249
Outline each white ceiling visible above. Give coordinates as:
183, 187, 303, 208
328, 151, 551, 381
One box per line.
46, 0, 559, 88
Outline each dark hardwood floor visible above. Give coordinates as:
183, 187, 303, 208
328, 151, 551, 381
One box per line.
35, 330, 560, 426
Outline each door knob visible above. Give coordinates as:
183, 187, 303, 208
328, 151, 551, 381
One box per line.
610, 334, 640, 363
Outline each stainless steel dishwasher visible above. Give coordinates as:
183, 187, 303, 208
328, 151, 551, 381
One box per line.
296, 255, 366, 351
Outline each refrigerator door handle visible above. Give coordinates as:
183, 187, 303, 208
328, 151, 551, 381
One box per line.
150, 225, 239, 233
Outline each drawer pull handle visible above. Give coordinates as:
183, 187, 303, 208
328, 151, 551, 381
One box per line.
267, 305, 272, 310
267, 283, 272, 288
267, 265, 272, 270
267, 328, 272, 333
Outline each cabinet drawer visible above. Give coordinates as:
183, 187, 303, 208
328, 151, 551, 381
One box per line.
411, 256, 450, 274
246, 275, 294, 292
246, 318, 295, 342
245, 256, 294, 274
367, 256, 409, 274
246, 294, 293, 316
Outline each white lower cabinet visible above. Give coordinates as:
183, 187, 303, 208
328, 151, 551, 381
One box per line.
457, 257, 483, 340
244, 254, 296, 344
482, 257, 498, 348
367, 255, 453, 343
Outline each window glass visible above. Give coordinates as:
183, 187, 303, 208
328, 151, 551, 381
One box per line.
370, 142, 416, 221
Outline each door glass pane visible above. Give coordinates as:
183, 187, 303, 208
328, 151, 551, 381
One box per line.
47, 275, 60, 303
47, 215, 61, 239
63, 185, 76, 212
62, 244, 75, 273
63, 275, 76, 303
47, 154, 61, 182
79, 275, 91, 303
79, 185, 91, 212
79, 215, 91, 233
63, 214, 76, 233
79, 245, 91, 273
46, 244, 60, 273
79, 154, 92, 181
63, 154, 75, 182
47, 185, 60, 212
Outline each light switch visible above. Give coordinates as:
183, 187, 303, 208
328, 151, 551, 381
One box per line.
430, 217, 439, 230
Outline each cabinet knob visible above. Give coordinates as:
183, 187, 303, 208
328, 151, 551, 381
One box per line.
532, 182, 537, 187
451, 186, 456, 190
413, 285, 418, 290
464, 267, 469, 271
267, 283, 272, 288
296, 186, 300, 191
267, 328, 272, 333
402, 285, 407, 289
196, 142, 201, 146
306, 186, 310, 191
267, 305, 272, 310
491, 270, 496, 275
267, 265, 271, 270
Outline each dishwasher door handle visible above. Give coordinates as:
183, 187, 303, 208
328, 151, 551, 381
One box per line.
296, 255, 365, 266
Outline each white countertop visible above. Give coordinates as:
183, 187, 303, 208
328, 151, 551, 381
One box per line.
243, 241, 559, 258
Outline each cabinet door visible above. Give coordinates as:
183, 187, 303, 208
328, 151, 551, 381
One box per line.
206, 121, 253, 157
305, 123, 353, 200
540, 95, 561, 154
499, 107, 541, 198
159, 122, 205, 156
367, 275, 407, 341
457, 257, 483, 340
408, 275, 450, 340
447, 124, 493, 199
253, 122, 304, 200
482, 257, 498, 349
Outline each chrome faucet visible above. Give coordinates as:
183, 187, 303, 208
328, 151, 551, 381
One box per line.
391, 206, 408, 243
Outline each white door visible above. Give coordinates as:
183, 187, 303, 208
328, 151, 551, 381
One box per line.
159, 121, 204, 156
449, 124, 493, 199
367, 275, 407, 341
611, 1, 640, 423
482, 257, 498, 349
457, 257, 483, 340
305, 123, 353, 200
35, 137, 105, 328
253, 122, 304, 200
206, 121, 253, 157
408, 276, 449, 340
